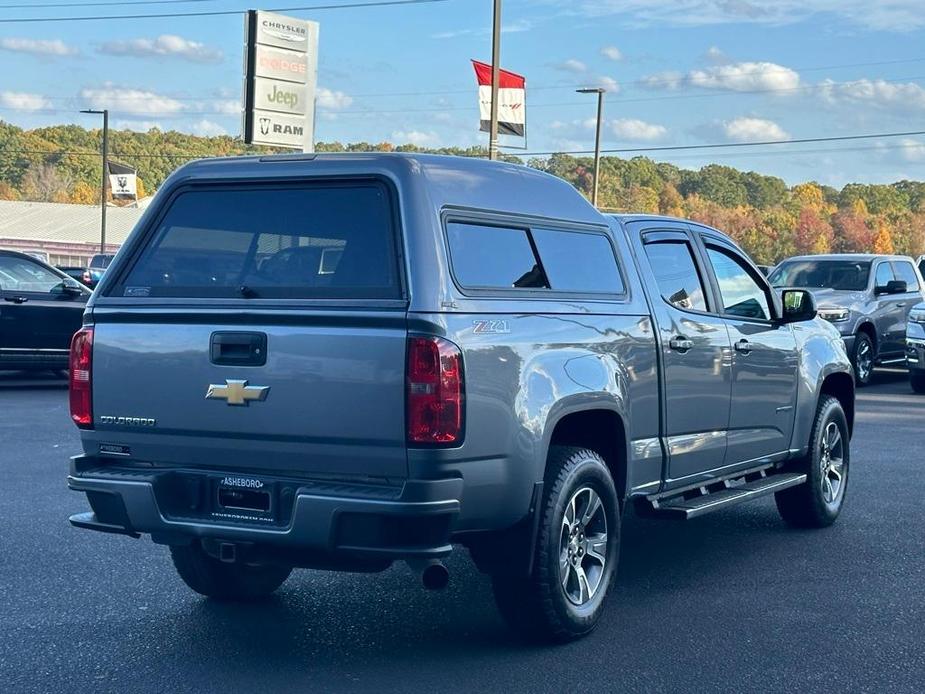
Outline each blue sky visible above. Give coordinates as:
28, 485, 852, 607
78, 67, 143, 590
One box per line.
1, 0, 924, 186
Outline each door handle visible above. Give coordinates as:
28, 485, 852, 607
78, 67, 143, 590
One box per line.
896, 302, 906, 308
669, 336, 693, 352
734, 339, 752, 354
210, 331, 267, 367
3, 296, 28, 304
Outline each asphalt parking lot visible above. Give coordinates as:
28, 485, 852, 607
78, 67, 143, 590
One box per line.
1, 370, 923, 693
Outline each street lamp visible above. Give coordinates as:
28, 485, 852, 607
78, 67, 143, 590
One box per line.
80, 108, 109, 253
576, 87, 605, 208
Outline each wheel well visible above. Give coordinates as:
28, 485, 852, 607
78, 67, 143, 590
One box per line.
820, 372, 855, 436
548, 410, 627, 501
856, 322, 877, 354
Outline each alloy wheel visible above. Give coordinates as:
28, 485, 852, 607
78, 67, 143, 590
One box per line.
559, 487, 608, 606
819, 421, 846, 507
856, 339, 873, 382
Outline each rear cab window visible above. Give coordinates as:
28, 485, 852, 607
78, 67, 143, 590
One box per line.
642, 241, 709, 312
445, 221, 625, 296
114, 180, 402, 300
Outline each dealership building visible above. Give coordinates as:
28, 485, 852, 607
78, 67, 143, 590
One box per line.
0, 199, 148, 266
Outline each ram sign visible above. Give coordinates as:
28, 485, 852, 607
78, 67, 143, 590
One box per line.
243, 10, 319, 150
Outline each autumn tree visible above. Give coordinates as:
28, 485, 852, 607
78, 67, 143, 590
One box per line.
872, 221, 895, 254
69, 181, 98, 205
0, 181, 20, 200
21, 163, 73, 202
794, 208, 834, 255
831, 209, 873, 252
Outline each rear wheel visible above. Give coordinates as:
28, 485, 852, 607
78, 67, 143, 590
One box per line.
911, 372, 925, 394
775, 396, 849, 528
851, 332, 874, 386
491, 446, 620, 643
169, 541, 292, 601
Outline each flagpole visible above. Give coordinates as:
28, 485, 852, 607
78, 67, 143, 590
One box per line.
488, 0, 502, 160
81, 108, 109, 253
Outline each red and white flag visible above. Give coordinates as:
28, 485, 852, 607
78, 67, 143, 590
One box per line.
471, 59, 526, 138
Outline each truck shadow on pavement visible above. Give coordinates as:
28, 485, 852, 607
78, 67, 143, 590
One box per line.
144, 501, 822, 681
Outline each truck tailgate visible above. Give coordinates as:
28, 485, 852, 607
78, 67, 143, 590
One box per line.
89, 311, 408, 479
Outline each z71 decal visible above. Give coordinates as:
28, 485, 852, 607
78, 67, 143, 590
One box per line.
472, 319, 511, 335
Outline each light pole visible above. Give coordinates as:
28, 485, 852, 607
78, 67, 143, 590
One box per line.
488, 0, 502, 160
81, 108, 108, 253
576, 88, 605, 207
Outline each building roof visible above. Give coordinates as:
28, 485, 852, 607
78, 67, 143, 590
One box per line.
0, 199, 145, 247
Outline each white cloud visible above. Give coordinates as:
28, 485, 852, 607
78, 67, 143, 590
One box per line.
896, 138, 925, 162
190, 119, 227, 137
640, 71, 684, 90
112, 120, 164, 133
431, 18, 532, 39
591, 76, 620, 92
80, 85, 185, 117
600, 46, 623, 61
610, 118, 668, 141
554, 59, 588, 74
391, 130, 440, 147
560, 1, 925, 32
818, 78, 925, 112
98, 35, 222, 63
689, 61, 800, 92
212, 100, 241, 115
0, 91, 51, 111
722, 117, 790, 142
0, 37, 78, 57
316, 87, 353, 110
704, 46, 728, 64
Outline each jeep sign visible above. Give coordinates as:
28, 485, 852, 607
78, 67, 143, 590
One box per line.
244, 10, 318, 150
254, 78, 307, 116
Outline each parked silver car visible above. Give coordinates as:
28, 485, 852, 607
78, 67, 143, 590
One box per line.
769, 254, 925, 385
907, 302, 925, 393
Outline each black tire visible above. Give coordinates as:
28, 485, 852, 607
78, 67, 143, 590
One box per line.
851, 332, 874, 387
491, 446, 621, 643
169, 541, 292, 601
775, 396, 850, 528
911, 372, 925, 394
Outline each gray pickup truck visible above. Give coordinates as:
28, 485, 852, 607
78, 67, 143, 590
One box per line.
769, 254, 925, 385
68, 154, 854, 642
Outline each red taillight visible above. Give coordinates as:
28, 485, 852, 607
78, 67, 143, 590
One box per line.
69, 327, 94, 429
407, 336, 463, 445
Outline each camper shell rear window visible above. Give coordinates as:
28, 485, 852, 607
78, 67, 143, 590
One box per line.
114, 179, 402, 300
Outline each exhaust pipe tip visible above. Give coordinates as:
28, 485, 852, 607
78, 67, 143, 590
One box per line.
421, 562, 450, 591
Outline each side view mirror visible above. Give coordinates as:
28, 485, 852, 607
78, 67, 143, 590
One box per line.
52, 280, 85, 296
780, 289, 817, 324
875, 280, 907, 295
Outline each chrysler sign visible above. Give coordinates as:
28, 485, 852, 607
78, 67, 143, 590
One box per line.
244, 10, 318, 150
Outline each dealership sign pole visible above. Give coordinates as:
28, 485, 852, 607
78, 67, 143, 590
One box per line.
243, 10, 319, 152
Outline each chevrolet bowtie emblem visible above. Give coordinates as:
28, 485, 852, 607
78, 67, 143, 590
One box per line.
205, 379, 270, 406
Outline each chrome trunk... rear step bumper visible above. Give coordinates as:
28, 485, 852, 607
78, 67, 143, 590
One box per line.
67, 457, 463, 561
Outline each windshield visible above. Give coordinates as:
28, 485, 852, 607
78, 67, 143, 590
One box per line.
769, 260, 871, 291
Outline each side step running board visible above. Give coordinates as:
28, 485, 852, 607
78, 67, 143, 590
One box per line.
643, 472, 807, 520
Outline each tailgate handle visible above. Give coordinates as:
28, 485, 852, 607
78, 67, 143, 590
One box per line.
210, 332, 267, 367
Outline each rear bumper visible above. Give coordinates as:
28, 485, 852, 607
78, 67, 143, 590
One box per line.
68, 458, 462, 561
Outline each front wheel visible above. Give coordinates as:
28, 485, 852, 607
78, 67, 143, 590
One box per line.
491, 447, 621, 643
851, 332, 874, 386
911, 372, 925, 394
170, 541, 292, 601
775, 396, 850, 528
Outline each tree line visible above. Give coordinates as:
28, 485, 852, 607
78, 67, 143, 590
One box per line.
1, 121, 923, 263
